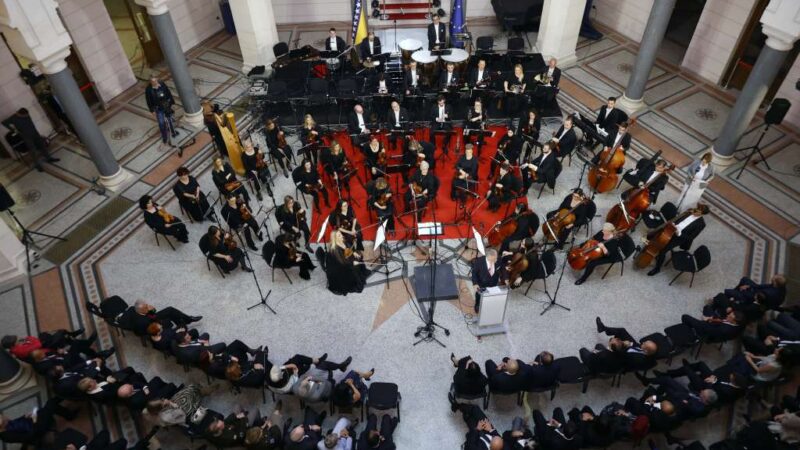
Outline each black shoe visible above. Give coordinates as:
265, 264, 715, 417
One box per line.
647, 268, 660, 276
284, 171, 289, 179
47, 157, 60, 163
318, 353, 328, 362
595, 317, 605, 333
652, 370, 667, 378
256, 193, 263, 202
575, 277, 587, 286
68, 328, 86, 337
634, 372, 649, 386
681, 358, 692, 367
97, 347, 116, 359
450, 353, 457, 367
171, 131, 179, 138
339, 356, 353, 371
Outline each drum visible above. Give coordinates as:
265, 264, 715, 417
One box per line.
325, 57, 341, 71
441, 48, 469, 75
399, 39, 422, 64
412, 50, 439, 88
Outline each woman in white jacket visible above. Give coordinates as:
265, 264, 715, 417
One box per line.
677, 152, 714, 209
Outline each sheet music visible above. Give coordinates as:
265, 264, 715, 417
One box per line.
473, 226, 485, 256
418, 222, 443, 236
374, 219, 387, 248
316, 216, 330, 242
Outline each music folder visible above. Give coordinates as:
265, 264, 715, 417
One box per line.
476, 286, 509, 336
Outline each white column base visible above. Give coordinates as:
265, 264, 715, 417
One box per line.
0, 219, 27, 284
0, 362, 37, 403
182, 109, 204, 129
617, 93, 647, 115
99, 167, 135, 192
711, 146, 736, 167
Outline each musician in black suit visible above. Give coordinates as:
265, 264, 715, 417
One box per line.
403, 60, 422, 94
452, 144, 479, 203
347, 104, 371, 147
486, 163, 521, 212
625, 159, 669, 205
605, 121, 631, 151
438, 62, 459, 91
595, 97, 623, 134
535, 57, 562, 88
469, 58, 491, 88
622, 153, 656, 188
427, 14, 447, 50
405, 160, 438, 221
324, 27, 346, 53
522, 141, 557, 194
552, 115, 578, 159
574, 222, 619, 285
386, 100, 409, 151
430, 95, 454, 154
646, 203, 708, 276
471, 248, 502, 314
492, 128, 523, 175
497, 203, 539, 253
359, 31, 382, 60
546, 189, 590, 249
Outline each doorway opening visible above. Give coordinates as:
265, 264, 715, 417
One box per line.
104, 0, 163, 80
660, 0, 706, 66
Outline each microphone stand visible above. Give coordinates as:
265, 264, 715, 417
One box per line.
413, 201, 450, 347
222, 218, 274, 314
539, 231, 573, 316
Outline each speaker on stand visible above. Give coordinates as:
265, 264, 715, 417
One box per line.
0, 183, 67, 271
734, 98, 790, 180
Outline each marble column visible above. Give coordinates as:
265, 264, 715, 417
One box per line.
711, 0, 800, 166
0, 349, 37, 403
0, 218, 26, 283
0, 0, 132, 191
229, 0, 280, 74
617, 0, 677, 114
536, 0, 587, 68
134, 0, 203, 128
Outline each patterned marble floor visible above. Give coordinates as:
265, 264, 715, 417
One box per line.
0, 20, 798, 450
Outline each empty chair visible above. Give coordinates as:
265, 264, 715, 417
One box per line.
601, 234, 636, 279
476, 36, 494, 52
273, 42, 289, 59
663, 323, 699, 362
367, 382, 401, 422
554, 356, 590, 393
573, 201, 597, 238
642, 202, 678, 229
536, 159, 562, 198
507, 37, 525, 53
669, 245, 711, 288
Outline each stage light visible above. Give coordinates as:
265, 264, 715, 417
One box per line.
437, 8, 446, 17
372, 8, 380, 18
371, 0, 379, 7
432, 0, 441, 6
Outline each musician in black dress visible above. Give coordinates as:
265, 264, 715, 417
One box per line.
321, 140, 352, 192
211, 157, 249, 203
551, 116, 578, 160
264, 119, 293, 177
496, 203, 539, 253
646, 204, 709, 276
292, 159, 330, 213
503, 64, 528, 116
139, 195, 188, 243
329, 199, 364, 252
430, 95, 453, 155
386, 101, 409, 152
299, 114, 322, 165
574, 222, 619, 285
521, 141, 557, 194
517, 109, 541, 162
465, 98, 488, 151
221, 195, 262, 251
241, 140, 273, 201
438, 62, 459, 91
363, 136, 386, 180
491, 128, 522, 176
545, 189, 590, 249
369, 177, 395, 233
325, 230, 369, 296
201, 226, 252, 273
275, 196, 312, 250
486, 163, 520, 212
405, 160, 438, 221
624, 159, 669, 204
452, 144, 479, 204
173, 167, 211, 222
274, 231, 316, 280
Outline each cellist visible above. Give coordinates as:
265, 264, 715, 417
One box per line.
573, 222, 619, 286
604, 121, 631, 152
644, 203, 709, 276
544, 188, 591, 249
492, 203, 539, 253
501, 238, 539, 288
623, 159, 670, 205
486, 162, 520, 212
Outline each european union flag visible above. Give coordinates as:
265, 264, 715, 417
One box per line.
450, 0, 465, 49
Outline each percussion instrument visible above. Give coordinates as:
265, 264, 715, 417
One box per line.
441, 48, 469, 75
325, 57, 341, 71
412, 50, 439, 88
363, 59, 381, 68
399, 39, 422, 64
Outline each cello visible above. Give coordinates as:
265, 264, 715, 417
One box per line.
542, 197, 588, 242
605, 164, 675, 232
635, 208, 693, 268
567, 232, 623, 270
487, 209, 533, 248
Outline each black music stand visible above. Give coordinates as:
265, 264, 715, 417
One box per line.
0, 183, 66, 272
734, 122, 773, 179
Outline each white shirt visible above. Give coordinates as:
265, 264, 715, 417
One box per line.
434, 25, 440, 43
486, 259, 494, 276
438, 105, 445, 120
447, 72, 453, 84
612, 132, 624, 149
558, 127, 568, 140
393, 110, 401, 126
547, 67, 554, 77
356, 113, 365, 132
675, 214, 699, 236
646, 171, 661, 185
378, 79, 387, 92
693, 164, 708, 181
368, 40, 374, 54
411, 71, 418, 86
329, 37, 338, 51
477, 69, 484, 81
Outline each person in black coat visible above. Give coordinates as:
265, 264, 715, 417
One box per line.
595, 97, 623, 133
487, 163, 521, 212
532, 407, 581, 450
605, 121, 632, 150
358, 413, 398, 450
657, 358, 748, 404
445, 399, 503, 450
0, 398, 78, 445
431, 95, 454, 153
724, 274, 787, 310
552, 116, 578, 159
574, 222, 621, 285
622, 393, 680, 433
537, 57, 562, 87
646, 203, 708, 275
470, 58, 492, 88
527, 351, 560, 390
403, 60, 422, 94
634, 375, 717, 420
545, 189, 590, 249
273, 231, 315, 280
485, 358, 533, 393
567, 407, 617, 448
452, 144, 479, 202
144, 76, 178, 144
2, 108, 58, 171
621, 154, 656, 188
595, 317, 659, 372
286, 407, 325, 450
681, 310, 744, 342
293, 159, 329, 213
347, 104, 371, 147
386, 101, 409, 151
438, 62, 460, 91
521, 141, 557, 194
471, 249, 502, 314
450, 353, 488, 397
324, 28, 346, 52
492, 128, 523, 175
405, 161, 438, 220
624, 158, 669, 205
138, 195, 188, 243
359, 31, 382, 60
427, 14, 447, 50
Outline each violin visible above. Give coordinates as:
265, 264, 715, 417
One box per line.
377, 191, 392, 207
542, 198, 588, 241
606, 164, 675, 232
377, 149, 387, 167
411, 182, 424, 196
224, 180, 243, 193
255, 151, 267, 170
567, 232, 623, 270
239, 202, 253, 221
286, 241, 298, 261
296, 207, 306, 224
277, 130, 288, 149
157, 207, 176, 224
635, 209, 692, 269
223, 233, 238, 251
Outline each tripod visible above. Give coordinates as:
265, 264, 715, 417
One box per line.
6, 208, 66, 271
734, 123, 773, 180
540, 231, 574, 316
241, 234, 275, 314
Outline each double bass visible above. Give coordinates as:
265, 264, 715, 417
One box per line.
486, 209, 533, 248
635, 209, 692, 268
567, 232, 623, 270
587, 118, 637, 193
605, 164, 675, 232
542, 198, 588, 242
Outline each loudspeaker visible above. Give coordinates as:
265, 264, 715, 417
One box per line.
765, 98, 791, 125
0, 184, 15, 212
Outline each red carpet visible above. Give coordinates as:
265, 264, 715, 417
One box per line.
309, 125, 526, 243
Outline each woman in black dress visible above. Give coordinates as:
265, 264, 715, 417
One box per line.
329, 199, 363, 251
292, 159, 329, 213
545, 188, 590, 249
451, 144, 478, 203
503, 64, 528, 117
363, 136, 386, 180
275, 195, 312, 250
241, 140, 273, 201
139, 195, 189, 243
273, 231, 315, 280
173, 166, 211, 222
264, 118, 293, 177
464, 98, 487, 151
200, 225, 253, 273
321, 140, 352, 191
368, 177, 395, 233
211, 157, 249, 203
449, 353, 488, 397
325, 230, 369, 296
299, 114, 322, 165
518, 108, 541, 161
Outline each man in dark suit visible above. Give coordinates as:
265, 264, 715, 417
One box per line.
681, 310, 745, 342
485, 358, 533, 393
404, 60, 422, 94
438, 62, 459, 90
656, 358, 747, 404
347, 104, 371, 147
325, 27, 346, 52
55, 428, 128, 450
537, 57, 561, 87
725, 274, 787, 309
627, 158, 669, 205
623, 393, 680, 433
358, 413, 398, 449
532, 407, 581, 450
431, 95, 454, 154
359, 31, 382, 60
172, 330, 226, 366
527, 351, 560, 389
647, 203, 708, 275
286, 407, 325, 450
552, 116, 577, 159
633, 375, 717, 420
579, 343, 623, 376
622, 153, 655, 188
471, 248, 501, 314
126, 300, 201, 336
605, 121, 631, 150
427, 14, 447, 50
595, 317, 659, 372
521, 141, 558, 194
386, 101, 409, 152
449, 402, 503, 450
470, 58, 491, 87
595, 97, 623, 133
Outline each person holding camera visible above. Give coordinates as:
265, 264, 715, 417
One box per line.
145, 75, 178, 145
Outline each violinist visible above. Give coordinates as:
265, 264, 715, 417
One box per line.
404, 136, 435, 175
173, 166, 212, 223
471, 248, 502, 314
486, 162, 521, 212
212, 157, 249, 203
503, 64, 528, 116
521, 141, 557, 195
551, 115, 577, 160
139, 195, 188, 243
573, 222, 619, 286
491, 128, 522, 176
645, 203, 708, 276
221, 195, 262, 251
329, 199, 364, 252
363, 135, 386, 180
325, 229, 370, 296
465, 98, 488, 150
292, 159, 330, 213
299, 114, 322, 165
451, 144, 479, 203
241, 140, 273, 201
494, 203, 539, 253
321, 140, 352, 189
545, 189, 591, 249
517, 109, 540, 162
386, 101, 409, 152
405, 160, 438, 221
623, 159, 669, 204
430, 95, 453, 155
501, 238, 539, 288
274, 231, 316, 280
264, 119, 293, 178
275, 196, 312, 251
201, 225, 252, 273
369, 177, 395, 234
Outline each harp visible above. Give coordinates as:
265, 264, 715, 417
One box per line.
215, 111, 245, 176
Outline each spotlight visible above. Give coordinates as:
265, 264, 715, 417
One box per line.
432, 0, 441, 6
437, 8, 446, 17
371, 0, 379, 7
372, 8, 380, 18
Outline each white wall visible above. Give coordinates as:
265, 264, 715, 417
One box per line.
591, 0, 654, 42
272, 0, 352, 25
774, 56, 800, 129
168, 0, 224, 51
466, 0, 493, 17
681, 0, 756, 84
0, 44, 52, 138
58, 0, 137, 104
